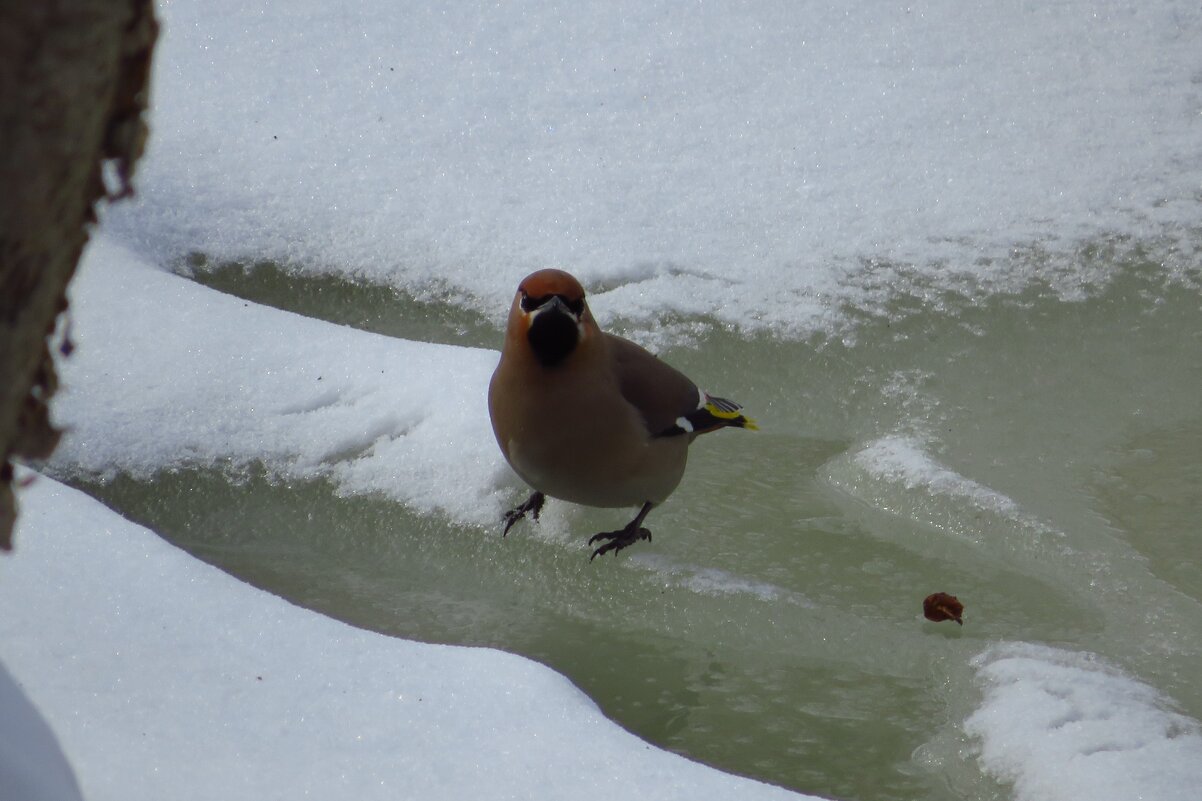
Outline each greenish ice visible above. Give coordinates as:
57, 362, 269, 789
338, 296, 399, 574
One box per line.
75, 251, 1201, 801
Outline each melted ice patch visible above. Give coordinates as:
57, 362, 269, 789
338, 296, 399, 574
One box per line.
630, 554, 810, 605
966, 643, 1202, 801
1, 474, 815, 801
853, 436, 1029, 522
825, 434, 1057, 544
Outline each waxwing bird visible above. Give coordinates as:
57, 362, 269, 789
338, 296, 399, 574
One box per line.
488, 268, 757, 559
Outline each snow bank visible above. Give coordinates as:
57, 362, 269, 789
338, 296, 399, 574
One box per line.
0, 473, 812, 801
966, 643, 1202, 801
105, 0, 1202, 336
51, 235, 512, 526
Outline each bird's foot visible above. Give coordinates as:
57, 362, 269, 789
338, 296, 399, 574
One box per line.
502, 491, 545, 536
588, 524, 652, 560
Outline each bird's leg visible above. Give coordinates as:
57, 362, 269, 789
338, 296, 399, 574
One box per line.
588, 501, 655, 560
502, 491, 545, 536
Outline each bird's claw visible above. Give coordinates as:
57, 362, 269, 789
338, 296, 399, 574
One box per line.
588, 527, 651, 560
502, 491, 545, 536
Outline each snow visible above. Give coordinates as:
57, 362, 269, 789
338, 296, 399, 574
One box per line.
6, 236, 814, 799
50, 236, 512, 527
106, 0, 1202, 337
6, 0, 1202, 797
966, 643, 1202, 801
0, 473, 811, 801
0, 663, 82, 801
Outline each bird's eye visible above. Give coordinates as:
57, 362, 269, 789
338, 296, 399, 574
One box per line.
520, 293, 584, 316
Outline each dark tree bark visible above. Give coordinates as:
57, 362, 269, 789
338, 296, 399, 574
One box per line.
0, 0, 157, 550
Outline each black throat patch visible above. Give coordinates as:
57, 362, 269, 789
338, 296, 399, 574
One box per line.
527, 307, 579, 368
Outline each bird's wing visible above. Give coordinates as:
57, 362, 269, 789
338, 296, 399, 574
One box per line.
604, 333, 702, 436
605, 333, 759, 437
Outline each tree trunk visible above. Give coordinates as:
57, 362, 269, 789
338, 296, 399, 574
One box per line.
0, 0, 157, 550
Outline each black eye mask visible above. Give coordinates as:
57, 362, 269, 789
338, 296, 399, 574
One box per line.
525, 299, 580, 368
521, 293, 585, 316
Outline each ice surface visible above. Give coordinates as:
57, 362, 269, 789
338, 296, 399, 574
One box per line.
105, 0, 1202, 336
50, 236, 514, 526
851, 435, 1033, 524
966, 643, 1202, 801
824, 434, 1058, 547
14, 2, 1202, 798
0, 474, 814, 801
630, 553, 810, 604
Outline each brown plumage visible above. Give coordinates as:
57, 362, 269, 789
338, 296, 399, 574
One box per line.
488, 268, 756, 559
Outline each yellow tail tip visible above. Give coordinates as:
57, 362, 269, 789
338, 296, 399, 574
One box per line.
702, 399, 758, 431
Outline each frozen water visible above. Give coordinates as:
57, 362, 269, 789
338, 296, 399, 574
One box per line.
8, 1, 1202, 798
822, 434, 1061, 551
853, 435, 1028, 521
0, 473, 813, 801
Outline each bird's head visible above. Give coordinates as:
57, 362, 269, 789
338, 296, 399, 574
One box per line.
508, 269, 595, 368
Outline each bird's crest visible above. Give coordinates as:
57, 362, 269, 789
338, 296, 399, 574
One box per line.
518, 269, 586, 304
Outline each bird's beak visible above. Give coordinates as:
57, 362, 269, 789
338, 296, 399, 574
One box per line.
531, 295, 574, 318
523, 293, 586, 367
